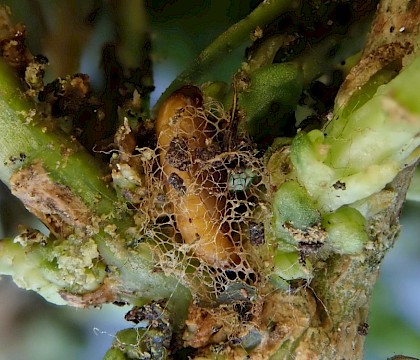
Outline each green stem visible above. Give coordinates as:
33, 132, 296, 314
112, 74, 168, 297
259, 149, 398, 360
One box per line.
0, 59, 117, 215
0, 59, 189, 306
152, 0, 298, 112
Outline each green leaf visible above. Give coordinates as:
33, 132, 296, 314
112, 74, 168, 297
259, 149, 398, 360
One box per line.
238, 63, 303, 140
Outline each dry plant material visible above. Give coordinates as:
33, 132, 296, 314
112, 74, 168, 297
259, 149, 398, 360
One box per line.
10, 161, 90, 236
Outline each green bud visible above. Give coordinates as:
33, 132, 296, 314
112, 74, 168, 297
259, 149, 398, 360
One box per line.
290, 131, 335, 206
288, 56, 420, 213
0, 232, 107, 306
0, 238, 68, 305
273, 251, 312, 281
228, 168, 258, 191
269, 274, 291, 291
112, 328, 149, 359
272, 180, 321, 243
238, 63, 303, 140
322, 206, 368, 254
103, 348, 127, 360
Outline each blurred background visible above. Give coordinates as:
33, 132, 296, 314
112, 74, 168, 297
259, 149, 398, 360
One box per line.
0, 1, 419, 359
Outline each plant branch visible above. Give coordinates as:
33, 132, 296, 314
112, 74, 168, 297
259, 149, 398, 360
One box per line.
152, 0, 299, 112
0, 59, 188, 308
0, 59, 115, 213
0, 1, 419, 359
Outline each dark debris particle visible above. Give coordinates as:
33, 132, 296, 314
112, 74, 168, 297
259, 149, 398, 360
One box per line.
0, 24, 30, 71
34, 54, 49, 64
249, 222, 265, 246
38, 73, 91, 117
298, 241, 324, 262
229, 336, 242, 345
195, 143, 221, 162
124, 303, 173, 355
125, 303, 171, 331
173, 347, 198, 360
166, 136, 191, 171
333, 180, 346, 190
8, 153, 26, 165
112, 301, 128, 307
168, 172, 186, 194
125, 306, 144, 324
233, 301, 253, 322
357, 322, 369, 336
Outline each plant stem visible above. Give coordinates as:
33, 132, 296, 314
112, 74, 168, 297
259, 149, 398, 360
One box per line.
0, 59, 188, 307
0, 60, 115, 214
152, 0, 298, 112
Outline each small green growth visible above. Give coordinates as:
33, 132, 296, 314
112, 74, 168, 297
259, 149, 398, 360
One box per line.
272, 180, 321, 244
45, 236, 106, 293
273, 251, 312, 281
238, 63, 303, 140
269, 274, 291, 291
107, 328, 169, 360
0, 238, 68, 305
103, 348, 127, 360
0, 231, 107, 305
322, 206, 368, 254
111, 328, 149, 359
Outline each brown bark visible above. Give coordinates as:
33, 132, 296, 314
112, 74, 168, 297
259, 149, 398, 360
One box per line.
234, 164, 414, 360
258, 1, 420, 358
290, 166, 416, 359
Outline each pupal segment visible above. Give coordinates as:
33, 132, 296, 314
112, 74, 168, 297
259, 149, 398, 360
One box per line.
156, 86, 239, 265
